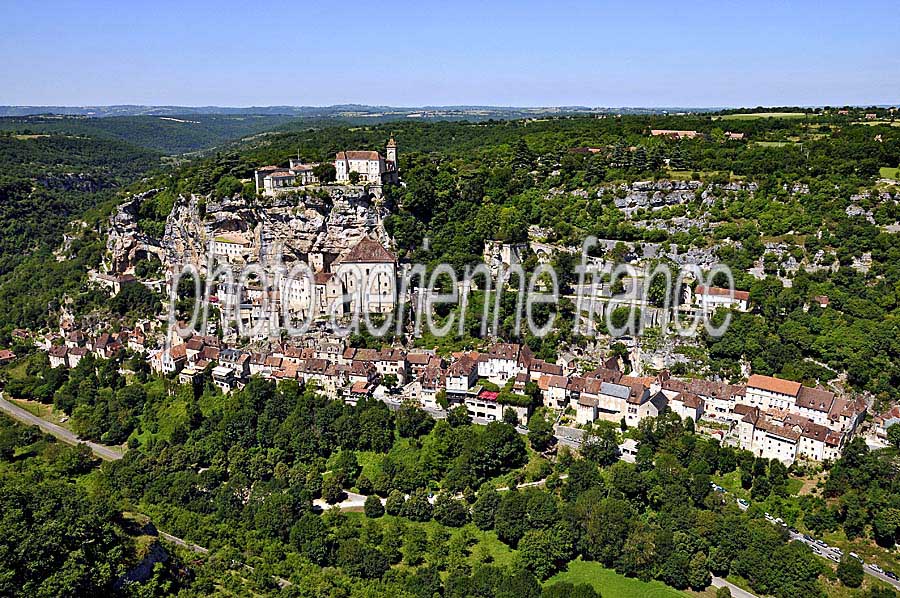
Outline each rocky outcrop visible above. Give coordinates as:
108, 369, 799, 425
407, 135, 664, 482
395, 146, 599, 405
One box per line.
108, 185, 391, 274
107, 189, 167, 273
598, 180, 761, 216
36, 172, 113, 193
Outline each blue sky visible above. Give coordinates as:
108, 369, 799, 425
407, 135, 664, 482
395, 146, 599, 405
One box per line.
1, 0, 897, 107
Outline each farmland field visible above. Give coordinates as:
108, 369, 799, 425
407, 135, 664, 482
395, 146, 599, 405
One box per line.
718, 112, 812, 120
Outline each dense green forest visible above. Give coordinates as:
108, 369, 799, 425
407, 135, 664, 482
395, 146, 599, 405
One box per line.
0, 132, 158, 272
0, 114, 302, 155
3, 352, 900, 597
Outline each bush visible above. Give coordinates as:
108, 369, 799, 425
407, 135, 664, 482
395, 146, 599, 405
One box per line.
364, 495, 385, 518
836, 554, 864, 588
385, 489, 405, 516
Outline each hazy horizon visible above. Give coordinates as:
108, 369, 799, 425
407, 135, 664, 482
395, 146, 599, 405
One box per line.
2, 0, 898, 107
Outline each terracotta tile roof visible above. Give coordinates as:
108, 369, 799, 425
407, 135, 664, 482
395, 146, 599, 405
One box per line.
758, 419, 801, 442
299, 358, 329, 374
540, 374, 569, 390
650, 129, 700, 138
623, 378, 650, 404
662, 377, 744, 400
420, 366, 445, 389
796, 386, 835, 412
567, 376, 588, 393
407, 352, 432, 365
350, 380, 372, 394
742, 407, 801, 442
696, 285, 750, 301
284, 346, 305, 359
487, 343, 521, 360
784, 414, 842, 446
336, 150, 382, 161
49, 345, 68, 358
829, 397, 865, 421
314, 271, 333, 284
578, 394, 598, 407
877, 405, 900, 423
585, 367, 624, 384
341, 237, 397, 264
349, 361, 376, 377
377, 348, 406, 362
747, 374, 801, 397
447, 354, 477, 376
353, 348, 379, 362
733, 403, 754, 416
581, 378, 605, 396
530, 359, 563, 376
672, 392, 703, 409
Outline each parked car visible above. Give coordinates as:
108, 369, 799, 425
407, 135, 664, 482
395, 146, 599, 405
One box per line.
884, 570, 898, 581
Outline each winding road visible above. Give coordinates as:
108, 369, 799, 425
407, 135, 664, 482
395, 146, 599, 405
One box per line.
0, 393, 124, 460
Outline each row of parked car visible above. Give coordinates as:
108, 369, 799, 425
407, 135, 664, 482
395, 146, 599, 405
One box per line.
733, 495, 900, 583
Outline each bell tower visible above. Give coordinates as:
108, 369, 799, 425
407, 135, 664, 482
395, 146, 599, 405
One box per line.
385, 135, 398, 169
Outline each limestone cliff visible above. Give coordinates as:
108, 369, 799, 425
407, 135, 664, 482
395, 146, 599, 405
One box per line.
107, 185, 392, 274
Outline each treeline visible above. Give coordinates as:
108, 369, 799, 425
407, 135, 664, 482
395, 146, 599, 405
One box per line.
0, 114, 301, 155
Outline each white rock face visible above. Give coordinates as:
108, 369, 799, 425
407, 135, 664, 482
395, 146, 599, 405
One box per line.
107, 185, 392, 274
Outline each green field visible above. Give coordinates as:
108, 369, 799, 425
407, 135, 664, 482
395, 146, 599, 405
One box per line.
718, 112, 812, 120
881, 166, 900, 180
546, 558, 687, 597
753, 141, 795, 147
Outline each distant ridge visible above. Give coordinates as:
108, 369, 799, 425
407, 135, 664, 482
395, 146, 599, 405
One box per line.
0, 104, 726, 118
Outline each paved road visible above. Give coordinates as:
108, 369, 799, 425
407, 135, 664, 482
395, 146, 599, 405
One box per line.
312, 490, 369, 511
727, 492, 900, 591
159, 531, 209, 554
0, 393, 124, 460
786, 528, 900, 590
711, 576, 758, 598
